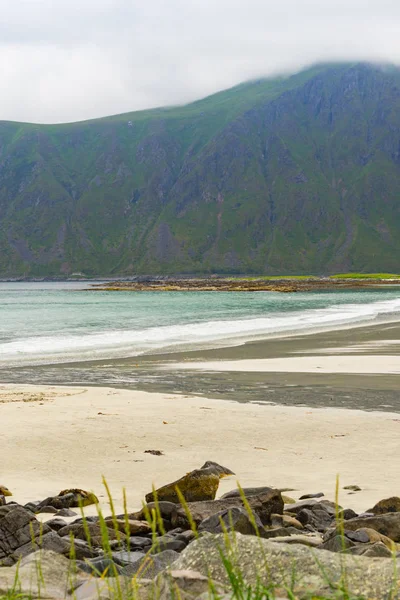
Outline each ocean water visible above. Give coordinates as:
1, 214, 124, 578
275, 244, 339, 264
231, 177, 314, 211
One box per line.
1, 281, 400, 368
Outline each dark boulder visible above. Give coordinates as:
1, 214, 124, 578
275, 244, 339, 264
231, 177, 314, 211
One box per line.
0, 506, 51, 563
368, 497, 400, 515
172, 488, 283, 528
198, 506, 263, 535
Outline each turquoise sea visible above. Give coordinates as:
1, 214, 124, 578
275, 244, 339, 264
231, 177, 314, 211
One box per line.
1, 282, 400, 410
1, 282, 400, 368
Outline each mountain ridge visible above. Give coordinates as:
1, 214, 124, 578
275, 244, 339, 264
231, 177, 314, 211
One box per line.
1, 62, 400, 276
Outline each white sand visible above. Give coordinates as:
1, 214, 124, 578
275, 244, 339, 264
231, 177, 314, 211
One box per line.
168, 354, 400, 374
1, 383, 400, 516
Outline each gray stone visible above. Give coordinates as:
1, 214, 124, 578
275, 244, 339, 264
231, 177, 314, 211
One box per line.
74, 576, 134, 600
46, 517, 68, 531
343, 485, 362, 491
155, 569, 227, 600
198, 506, 263, 535
57, 508, 78, 517
347, 542, 393, 558
177, 530, 197, 544
172, 532, 400, 599
299, 492, 324, 499
120, 549, 180, 579
268, 534, 323, 547
130, 501, 177, 521
220, 486, 274, 499
12, 531, 71, 561
297, 506, 334, 531
0, 550, 88, 599
345, 530, 370, 543
150, 536, 187, 553
342, 513, 400, 542
0, 505, 51, 560
127, 536, 152, 550
112, 550, 147, 565
260, 526, 302, 539
172, 488, 283, 528
76, 557, 123, 577
38, 505, 59, 514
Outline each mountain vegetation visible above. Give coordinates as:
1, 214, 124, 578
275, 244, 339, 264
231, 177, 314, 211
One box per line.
1, 62, 400, 276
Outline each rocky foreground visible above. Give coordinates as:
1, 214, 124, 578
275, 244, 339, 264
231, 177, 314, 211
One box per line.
1, 463, 400, 599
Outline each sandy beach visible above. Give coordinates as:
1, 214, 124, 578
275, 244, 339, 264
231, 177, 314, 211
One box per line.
1, 383, 400, 517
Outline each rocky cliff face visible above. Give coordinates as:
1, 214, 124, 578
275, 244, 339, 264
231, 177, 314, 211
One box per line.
1, 62, 400, 276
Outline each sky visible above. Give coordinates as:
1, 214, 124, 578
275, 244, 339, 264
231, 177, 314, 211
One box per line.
1, 0, 400, 123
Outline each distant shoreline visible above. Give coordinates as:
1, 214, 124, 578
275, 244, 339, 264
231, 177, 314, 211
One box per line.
87, 276, 400, 293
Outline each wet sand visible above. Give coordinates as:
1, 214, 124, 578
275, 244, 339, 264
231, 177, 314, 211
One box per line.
1, 320, 400, 412
2, 383, 400, 517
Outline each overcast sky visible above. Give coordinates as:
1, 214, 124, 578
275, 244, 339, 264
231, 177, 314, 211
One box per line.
1, 0, 400, 123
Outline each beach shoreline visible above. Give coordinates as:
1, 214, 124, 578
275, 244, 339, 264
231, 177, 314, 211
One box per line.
2, 382, 400, 518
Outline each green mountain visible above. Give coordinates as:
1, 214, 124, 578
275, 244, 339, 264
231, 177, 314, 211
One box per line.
2, 62, 400, 276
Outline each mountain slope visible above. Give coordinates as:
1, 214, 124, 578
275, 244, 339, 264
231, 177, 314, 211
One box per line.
1, 62, 400, 276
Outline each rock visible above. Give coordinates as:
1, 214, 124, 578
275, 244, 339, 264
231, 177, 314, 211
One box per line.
73, 539, 101, 560
0, 484, 12, 497
105, 518, 152, 536
343, 485, 361, 491
281, 495, 296, 504
297, 506, 335, 531
57, 508, 78, 517
36, 490, 98, 512
271, 514, 303, 529
38, 505, 59, 514
12, 531, 72, 561
286, 498, 337, 515
0, 505, 51, 562
260, 526, 302, 539
172, 532, 400, 599
177, 530, 197, 544
268, 534, 323, 547
24, 501, 41, 513
299, 492, 324, 499
46, 517, 69, 531
150, 536, 187, 553
344, 527, 396, 549
0, 496, 5, 506
198, 506, 263, 535
76, 556, 124, 577
120, 549, 180, 578
340, 513, 400, 542
74, 575, 134, 600
220, 486, 273, 499
145, 462, 235, 504
345, 529, 370, 543
368, 497, 400, 515
58, 488, 99, 507
340, 508, 358, 520
155, 569, 227, 600
112, 550, 147, 565
172, 488, 283, 528
131, 501, 177, 521
348, 542, 393, 558
0, 550, 88, 599
58, 522, 126, 546
320, 534, 357, 553
127, 536, 153, 550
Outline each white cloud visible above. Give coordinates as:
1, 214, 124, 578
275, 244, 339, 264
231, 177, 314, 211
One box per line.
0, 0, 400, 123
